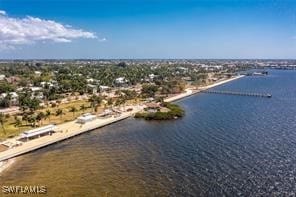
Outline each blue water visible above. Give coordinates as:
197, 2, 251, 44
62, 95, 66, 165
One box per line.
1, 70, 296, 196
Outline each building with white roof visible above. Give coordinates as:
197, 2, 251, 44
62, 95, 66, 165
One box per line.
76, 113, 97, 124
30, 87, 42, 92
115, 77, 127, 84
19, 124, 56, 141
99, 85, 110, 92
0, 74, 5, 80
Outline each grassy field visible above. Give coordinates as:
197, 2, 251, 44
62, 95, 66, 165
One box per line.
0, 99, 104, 140
0, 98, 140, 140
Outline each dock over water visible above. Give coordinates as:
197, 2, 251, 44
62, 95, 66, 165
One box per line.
201, 90, 272, 98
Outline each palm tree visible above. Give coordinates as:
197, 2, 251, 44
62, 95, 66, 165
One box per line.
80, 104, 86, 113
88, 95, 102, 112
36, 112, 45, 126
14, 118, 22, 131
107, 98, 113, 106
69, 106, 77, 118
22, 112, 29, 125
0, 113, 7, 134
55, 108, 64, 119
45, 109, 51, 122
28, 115, 37, 127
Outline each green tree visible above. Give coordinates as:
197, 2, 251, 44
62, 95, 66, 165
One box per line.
69, 106, 77, 118
28, 115, 37, 127
55, 108, 64, 119
0, 113, 7, 134
80, 104, 87, 113
14, 117, 22, 131
22, 113, 29, 125
107, 98, 113, 106
45, 110, 51, 122
141, 84, 158, 98
88, 95, 102, 112
36, 111, 45, 125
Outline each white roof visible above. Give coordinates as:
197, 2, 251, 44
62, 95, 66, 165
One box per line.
20, 124, 56, 138
1, 139, 22, 148
1, 92, 18, 98
30, 87, 42, 91
99, 85, 110, 89
77, 114, 96, 121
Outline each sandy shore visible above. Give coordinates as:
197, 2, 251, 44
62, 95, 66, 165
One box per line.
165, 75, 244, 102
0, 158, 15, 175
0, 75, 244, 173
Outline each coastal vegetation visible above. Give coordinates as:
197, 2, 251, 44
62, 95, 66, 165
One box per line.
0, 60, 243, 139
135, 103, 184, 120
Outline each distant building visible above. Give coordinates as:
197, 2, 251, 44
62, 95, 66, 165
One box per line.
0, 92, 19, 105
87, 84, 97, 94
149, 74, 155, 79
182, 77, 192, 81
5, 76, 21, 84
0, 74, 5, 80
115, 77, 128, 84
86, 78, 95, 83
76, 113, 97, 124
34, 71, 42, 76
99, 85, 110, 92
0, 107, 20, 115
40, 81, 54, 88
30, 87, 42, 92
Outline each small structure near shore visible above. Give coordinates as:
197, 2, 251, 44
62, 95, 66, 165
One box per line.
76, 113, 97, 124
19, 124, 56, 141
0, 139, 22, 150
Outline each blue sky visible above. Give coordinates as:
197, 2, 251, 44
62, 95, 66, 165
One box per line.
0, 0, 295, 59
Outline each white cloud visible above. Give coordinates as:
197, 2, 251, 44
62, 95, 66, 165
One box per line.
0, 10, 6, 15
0, 11, 97, 50
98, 38, 107, 42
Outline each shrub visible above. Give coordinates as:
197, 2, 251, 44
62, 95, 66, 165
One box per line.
135, 102, 184, 120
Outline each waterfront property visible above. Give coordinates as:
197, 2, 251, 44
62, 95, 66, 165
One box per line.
0, 105, 143, 162
2, 69, 293, 196
19, 124, 56, 141
0, 76, 243, 162
76, 113, 97, 124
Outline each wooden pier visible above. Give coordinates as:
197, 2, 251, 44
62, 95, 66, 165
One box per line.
201, 90, 272, 98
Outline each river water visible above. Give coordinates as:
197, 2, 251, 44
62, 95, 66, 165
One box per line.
1, 70, 296, 196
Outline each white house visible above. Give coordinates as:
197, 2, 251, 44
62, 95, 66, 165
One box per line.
0, 92, 19, 105
30, 87, 42, 92
86, 78, 95, 83
115, 77, 127, 84
0, 74, 5, 80
76, 113, 97, 124
40, 81, 54, 88
34, 71, 42, 76
99, 85, 110, 92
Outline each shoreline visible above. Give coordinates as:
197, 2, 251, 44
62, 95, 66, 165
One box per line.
165, 75, 244, 102
0, 158, 16, 175
0, 75, 244, 174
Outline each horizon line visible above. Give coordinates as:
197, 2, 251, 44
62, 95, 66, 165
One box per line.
0, 58, 296, 61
